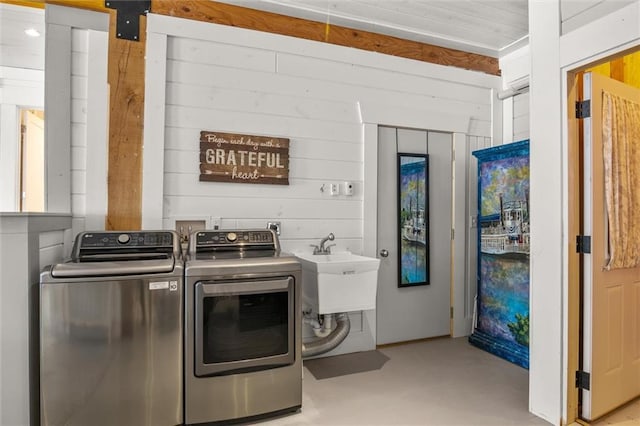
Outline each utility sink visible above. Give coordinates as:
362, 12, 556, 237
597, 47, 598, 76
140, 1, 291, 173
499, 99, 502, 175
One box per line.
295, 252, 380, 314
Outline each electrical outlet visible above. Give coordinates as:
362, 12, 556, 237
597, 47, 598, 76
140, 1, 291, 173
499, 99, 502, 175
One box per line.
175, 220, 206, 246
330, 183, 339, 196
211, 217, 221, 230
344, 181, 354, 196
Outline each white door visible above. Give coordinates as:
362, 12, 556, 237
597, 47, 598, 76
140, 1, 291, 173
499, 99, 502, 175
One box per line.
580, 72, 640, 421
376, 126, 452, 345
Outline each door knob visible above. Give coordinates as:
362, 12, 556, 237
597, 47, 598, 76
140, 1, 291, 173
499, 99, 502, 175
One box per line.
379, 249, 389, 257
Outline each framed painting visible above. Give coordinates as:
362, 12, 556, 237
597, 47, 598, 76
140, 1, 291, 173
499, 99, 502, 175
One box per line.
468, 140, 530, 369
397, 153, 429, 287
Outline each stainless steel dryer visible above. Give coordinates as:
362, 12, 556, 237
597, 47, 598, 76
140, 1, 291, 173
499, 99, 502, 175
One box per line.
184, 229, 302, 425
39, 231, 183, 426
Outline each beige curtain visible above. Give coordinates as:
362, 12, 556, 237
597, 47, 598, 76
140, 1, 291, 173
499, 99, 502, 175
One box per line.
602, 90, 640, 270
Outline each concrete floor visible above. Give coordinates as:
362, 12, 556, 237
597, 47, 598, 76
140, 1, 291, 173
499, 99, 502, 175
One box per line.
254, 337, 550, 426
252, 337, 640, 426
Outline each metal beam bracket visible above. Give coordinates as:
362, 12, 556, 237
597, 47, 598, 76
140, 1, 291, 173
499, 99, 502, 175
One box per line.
105, 0, 151, 41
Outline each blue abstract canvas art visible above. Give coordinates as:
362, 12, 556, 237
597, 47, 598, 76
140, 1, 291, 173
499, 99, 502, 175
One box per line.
469, 140, 530, 369
397, 154, 429, 287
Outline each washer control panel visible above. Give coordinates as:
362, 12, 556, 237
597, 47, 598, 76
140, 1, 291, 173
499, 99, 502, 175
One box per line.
79, 232, 174, 248
194, 230, 276, 251
71, 231, 180, 261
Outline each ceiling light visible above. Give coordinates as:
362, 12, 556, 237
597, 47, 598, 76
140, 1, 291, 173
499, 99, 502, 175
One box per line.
24, 28, 40, 37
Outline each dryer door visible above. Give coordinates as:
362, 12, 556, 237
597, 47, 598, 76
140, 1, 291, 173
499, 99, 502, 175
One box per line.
194, 276, 295, 377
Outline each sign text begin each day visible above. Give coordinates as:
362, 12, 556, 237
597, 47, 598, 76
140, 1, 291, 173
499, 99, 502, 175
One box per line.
199, 131, 290, 185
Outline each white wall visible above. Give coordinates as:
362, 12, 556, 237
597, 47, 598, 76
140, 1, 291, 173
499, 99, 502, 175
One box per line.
529, 3, 563, 422
499, 44, 530, 144
45, 5, 108, 234
529, 0, 640, 424
512, 92, 530, 142
69, 28, 109, 235
0, 213, 72, 426
144, 14, 500, 354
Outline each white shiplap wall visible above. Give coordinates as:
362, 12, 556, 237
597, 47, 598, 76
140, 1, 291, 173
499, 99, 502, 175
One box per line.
44, 5, 108, 229
499, 44, 530, 144
68, 28, 109, 236
70, 29, 89, 236
513, 92, 530, 142
0, 213, 72, 426
162, 36, 365, 253
144, 14, 499, 353
147, 14, 497, 252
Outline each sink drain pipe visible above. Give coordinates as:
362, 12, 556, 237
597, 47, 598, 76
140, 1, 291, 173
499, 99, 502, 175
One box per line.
302, 313, 351, 358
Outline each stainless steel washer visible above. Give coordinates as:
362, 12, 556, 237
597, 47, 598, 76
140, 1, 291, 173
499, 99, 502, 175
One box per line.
184, 229, 302, 425
39, 231, 183, 426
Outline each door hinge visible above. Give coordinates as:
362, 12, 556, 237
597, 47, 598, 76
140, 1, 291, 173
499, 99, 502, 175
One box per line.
451, 229, 454, 240
450, 306, 454, 319
576, 235, 591, 254
576, 370, 590, 390
576, 100, 591, 119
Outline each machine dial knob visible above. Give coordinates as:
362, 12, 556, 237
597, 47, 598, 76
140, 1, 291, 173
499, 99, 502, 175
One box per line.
226, 232, 238, 242
117, 234, 131, 244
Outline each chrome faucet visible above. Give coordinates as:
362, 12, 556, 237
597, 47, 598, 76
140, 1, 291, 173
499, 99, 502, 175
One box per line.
312, 233, 335, 255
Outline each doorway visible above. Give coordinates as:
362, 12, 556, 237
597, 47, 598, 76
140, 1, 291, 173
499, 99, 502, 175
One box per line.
376, 126, 452, 345
567, 49, 640, 423
19, 108, 45, 212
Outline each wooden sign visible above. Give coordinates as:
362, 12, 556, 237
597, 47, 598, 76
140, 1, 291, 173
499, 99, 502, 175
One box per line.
199, 131, 290, 185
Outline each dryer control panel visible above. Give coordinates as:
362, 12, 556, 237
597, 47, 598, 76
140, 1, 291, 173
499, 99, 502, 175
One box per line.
192, 229, 279, 252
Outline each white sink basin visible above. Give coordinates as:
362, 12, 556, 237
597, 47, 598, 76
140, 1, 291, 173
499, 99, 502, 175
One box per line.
295, 252, 380, 314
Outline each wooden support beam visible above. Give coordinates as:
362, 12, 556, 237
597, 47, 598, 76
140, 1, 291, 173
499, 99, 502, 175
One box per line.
152, 0, 500, 76
46, 0, 107, 12
106, 10, 146, 230
0, 0, 44, 8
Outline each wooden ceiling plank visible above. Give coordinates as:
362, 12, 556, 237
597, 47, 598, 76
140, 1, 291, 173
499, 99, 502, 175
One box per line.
152, 0, 500, 75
